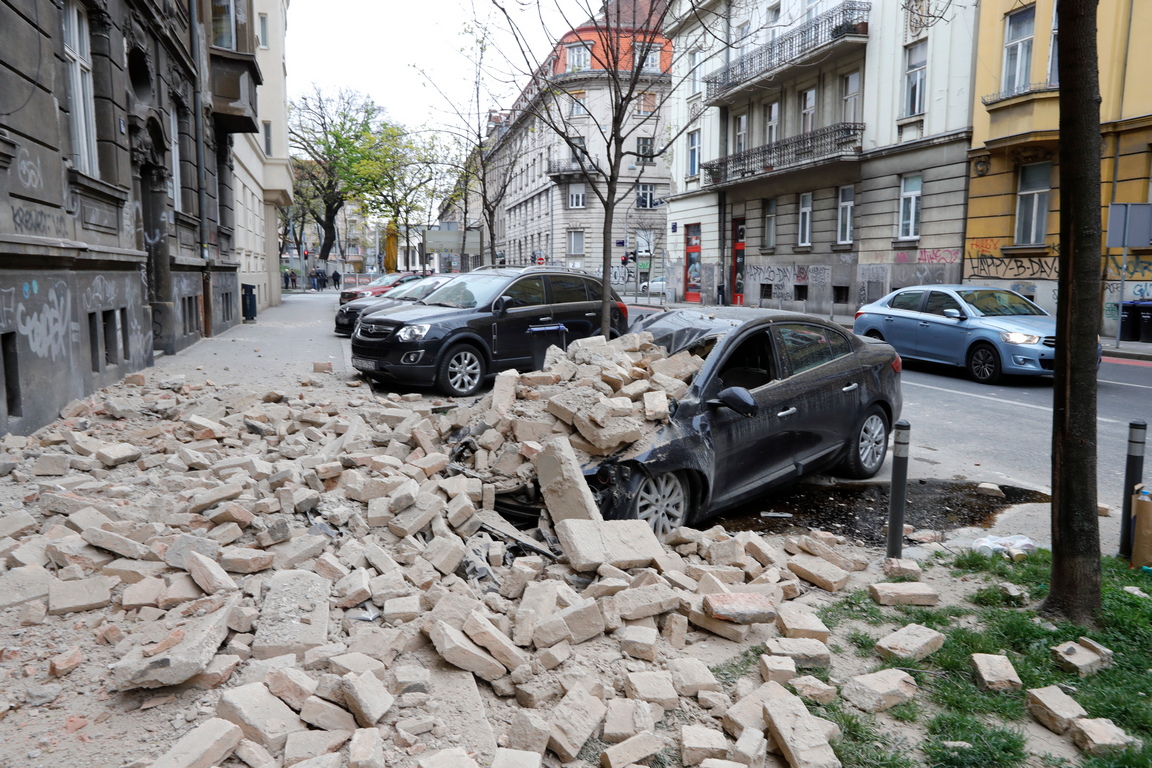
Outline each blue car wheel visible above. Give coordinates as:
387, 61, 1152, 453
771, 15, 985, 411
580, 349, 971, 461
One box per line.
967, 342, 1002, 384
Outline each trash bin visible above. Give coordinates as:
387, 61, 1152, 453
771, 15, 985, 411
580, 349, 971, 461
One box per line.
1120, 301, 1142, 342
1138, 301, 1152, 343
241, 283, 257, 322
528, 324, 567, 372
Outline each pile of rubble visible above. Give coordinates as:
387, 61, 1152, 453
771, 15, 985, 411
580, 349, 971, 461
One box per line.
0, 332, 1139, 768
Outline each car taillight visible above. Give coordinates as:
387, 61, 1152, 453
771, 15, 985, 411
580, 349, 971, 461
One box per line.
854, 310, 865, 319
891, 356, 902, 373
616, 301, 628, 322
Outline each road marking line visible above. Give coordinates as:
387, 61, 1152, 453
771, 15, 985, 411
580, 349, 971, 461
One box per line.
1098, 379, 1152, 391
903, 380, 1125, 424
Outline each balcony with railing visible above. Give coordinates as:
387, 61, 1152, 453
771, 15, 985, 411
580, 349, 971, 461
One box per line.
981, 81, 1059, 106
704, 1, 870, 106
700, 123, 864, 186
548, 157, 600, 178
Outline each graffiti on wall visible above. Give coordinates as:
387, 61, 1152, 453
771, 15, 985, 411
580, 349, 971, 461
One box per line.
16, 148, 43, 190
968, 254, 1058, 279
895, 248, 961, 264
1104, 254, 1152, 281
11, 205, 70, 238
15, 281, 76, 361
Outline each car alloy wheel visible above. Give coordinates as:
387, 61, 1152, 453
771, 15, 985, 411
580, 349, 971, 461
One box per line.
857, 412, 888, 475
438, 345, 485, 397
634, 472, 689, 539
967, 343, 1002, 384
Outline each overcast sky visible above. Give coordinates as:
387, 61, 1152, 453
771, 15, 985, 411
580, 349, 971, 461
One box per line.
284, 0, 564, 131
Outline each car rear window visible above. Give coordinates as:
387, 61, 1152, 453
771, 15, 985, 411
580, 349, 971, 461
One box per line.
550, 275, 588, 304
584, 277, 604, 301
889, 291, 923, 311
776, 323, 850, 374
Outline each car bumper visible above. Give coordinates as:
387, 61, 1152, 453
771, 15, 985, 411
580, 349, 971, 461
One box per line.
997, 342, 1056, 376
350, 338, 440, 384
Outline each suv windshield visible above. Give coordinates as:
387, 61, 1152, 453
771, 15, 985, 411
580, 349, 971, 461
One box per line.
405, 277, 453, 300
421, 274, 510, 309
955, 289, 1045, 317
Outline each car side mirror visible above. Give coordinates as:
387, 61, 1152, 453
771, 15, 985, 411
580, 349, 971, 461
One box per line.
493, 296, 511, 316
707, 386, 758, 417
943, 308, 964, 319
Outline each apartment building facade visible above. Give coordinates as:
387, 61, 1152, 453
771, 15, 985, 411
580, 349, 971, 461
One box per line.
0, 0, 266, 435
663, 0, 976, 312
234, 0, 293, 310
964, 0, 1152, 333
483, 3, 673, 292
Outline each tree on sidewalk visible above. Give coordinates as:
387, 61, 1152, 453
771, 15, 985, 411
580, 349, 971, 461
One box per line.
1043, 0, 1103, 627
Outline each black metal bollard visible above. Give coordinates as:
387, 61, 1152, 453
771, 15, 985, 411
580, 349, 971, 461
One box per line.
1120, 419, 1147, 561
886, 420, 911, 560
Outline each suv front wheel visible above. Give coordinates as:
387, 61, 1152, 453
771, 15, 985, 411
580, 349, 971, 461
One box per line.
437, 343, 486, 397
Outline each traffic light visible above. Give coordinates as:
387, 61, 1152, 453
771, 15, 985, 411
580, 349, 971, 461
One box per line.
628, 251, 637, 263
303, 249, 309, 257
621, 254, 628, 266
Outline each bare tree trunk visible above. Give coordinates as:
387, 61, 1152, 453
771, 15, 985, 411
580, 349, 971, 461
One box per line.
1043, 0, 1102, 627
600, 182, 617, 338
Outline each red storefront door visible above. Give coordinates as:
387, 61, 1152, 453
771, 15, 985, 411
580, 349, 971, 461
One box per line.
685, 223, 701, 303
732, 218, 746, 306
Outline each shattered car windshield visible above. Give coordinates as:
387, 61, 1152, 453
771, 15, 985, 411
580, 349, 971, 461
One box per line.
421, 275, 508, 308
955, 289, 1045, 317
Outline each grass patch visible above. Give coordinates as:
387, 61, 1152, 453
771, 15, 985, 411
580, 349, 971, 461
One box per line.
888, 700, 920, 722
922, 711, 1027, 768
846, 628, 877, 656
969, 585, 1011, 607
818, 588, 885, 628
813, 702, 918, 768
893, 604, 972, 630
709, 643, 765, 689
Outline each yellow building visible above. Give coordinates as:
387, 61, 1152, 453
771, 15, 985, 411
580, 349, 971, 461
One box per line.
965, 0, 1152, 331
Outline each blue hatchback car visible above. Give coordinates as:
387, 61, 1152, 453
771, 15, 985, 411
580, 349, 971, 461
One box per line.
853, 285, 1067, 384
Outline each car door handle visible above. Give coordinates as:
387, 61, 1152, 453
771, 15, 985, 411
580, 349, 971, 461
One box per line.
585, 312, 597, 317
918, 321, 929, 327
883, 317, 894, 322
841, 383, 859, 392
538, 316, 552, 322
776, 407, 797, 418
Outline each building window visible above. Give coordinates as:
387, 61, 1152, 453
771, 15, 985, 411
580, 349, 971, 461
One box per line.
634, 44, 659, 71
637, 183, 656, 209
1015, 163, 1050, 245
800, 88, 816, 133
766, 4, 781, 41
837, 186, 854, 244
170, 107, 183, 210
570, 91, 587, 116
842, 71, 860, 122
636, 228, 654, 256
734, 113, 748, 154
570, 136, 586, 162
904, 42, 927, 117
63, 0, 98, 177
636, 136, 654, 163
798, 192, 813, 246
688, 49, 702, 95
763, 101, 779, 144
568, 182, 586, 209
899, 174, 922, 239
567, 42, 591, 72
1047, 2, 1059, 86
805, 0, 819, 24
567, 230, 585, 255
794, 285, 809, 301
687, 130, 700, 176
636, 92, 655, 116
763, 199, 777, 248
736, 21, 751, 49
212, 0, 237, 50
262, 121, 272, 155
258, 13, 269, 47
1003, 6, 1035, 96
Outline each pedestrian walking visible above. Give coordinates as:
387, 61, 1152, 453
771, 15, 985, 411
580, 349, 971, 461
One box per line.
289, 270, 298, 289
310, 268, 319, 291
282, 270, 290, 290
331, 269, 341, 290
319, 269, 329, 290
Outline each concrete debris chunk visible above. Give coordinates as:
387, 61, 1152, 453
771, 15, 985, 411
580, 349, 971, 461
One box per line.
341, 671, 395, 727
149, 717, 243, 768
703, 592, 778, 624
875, 623, 945, 661
682, 724, 729, 765
216, 682, 307, 753
602, 698, 656, 744
532, 438, 603, 523
970, 653, 1023, 691
251, 570, 330, 660
765, 637, 832, 669
1070, 718, 1143, 756
548, 685, 608, 762
429, 620, 507, 681
602, 730, 663, 768
1052, 637, 1113, 677
761, 682, 842, 768
111, 594, 239, 689
787, 554, 850, 592
841, 668, 917, 712
868, 582, 940, 606
1026, 685, 1088, 734
554, 518, 664, 572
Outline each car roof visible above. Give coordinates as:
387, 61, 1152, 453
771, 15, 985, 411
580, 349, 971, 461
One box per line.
633, 309, 844, 354
889, 285, 1016, 292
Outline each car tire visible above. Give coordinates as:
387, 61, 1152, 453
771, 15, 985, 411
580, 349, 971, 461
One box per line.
865, 330, 884, 341
967, 342, 1002, 384
437, 344, 486, 397
837, 405, 890, 479
632, 471, 691, 539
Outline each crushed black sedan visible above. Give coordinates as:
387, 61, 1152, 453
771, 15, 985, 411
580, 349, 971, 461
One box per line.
584, 310, 902, 536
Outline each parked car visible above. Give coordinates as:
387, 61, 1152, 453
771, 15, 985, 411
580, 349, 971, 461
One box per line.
334, 274, 457, 336
853, 285, 1094, 384
351, 267, 629, 396
640, 276, 672, 299
496, 309, 902, 536
338, 273, 422, 305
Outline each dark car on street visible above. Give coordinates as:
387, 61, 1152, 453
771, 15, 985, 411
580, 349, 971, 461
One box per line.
334, 274, 457, 336
567, 310, 902, 537
338, 272, 422, 305
351, 267, 629, 397
852, 285, 1099, 384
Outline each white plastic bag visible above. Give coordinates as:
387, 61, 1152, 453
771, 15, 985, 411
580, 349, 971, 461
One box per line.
971, 534, 1036, 559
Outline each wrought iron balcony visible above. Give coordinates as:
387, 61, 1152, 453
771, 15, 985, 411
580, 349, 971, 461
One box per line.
705, 1, 870, 104
701, 123, 864, 186
981, 81, 1059, 106
548, 157, 600, 178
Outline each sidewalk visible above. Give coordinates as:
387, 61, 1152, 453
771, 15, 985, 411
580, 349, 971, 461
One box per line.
628, 298, 1152, 363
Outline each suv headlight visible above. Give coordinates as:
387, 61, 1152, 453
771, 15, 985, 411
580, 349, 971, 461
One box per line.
1000, 331, 1040, 345
396, 324, 431, 342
